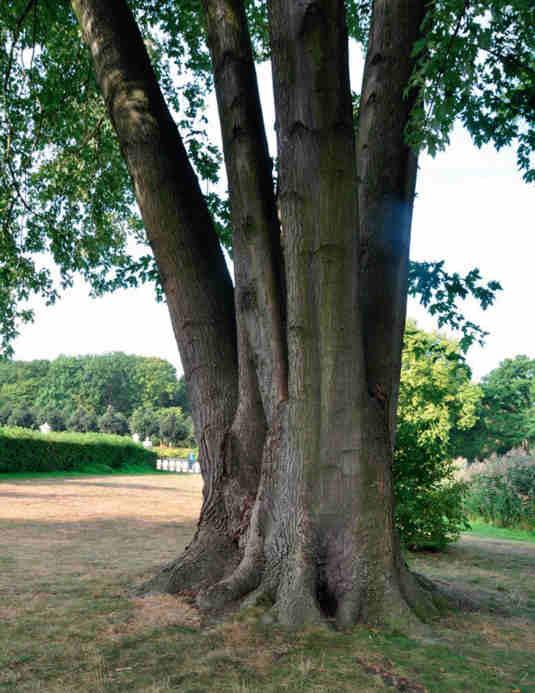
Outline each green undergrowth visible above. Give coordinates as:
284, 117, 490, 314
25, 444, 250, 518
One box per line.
467, 520, 535, 544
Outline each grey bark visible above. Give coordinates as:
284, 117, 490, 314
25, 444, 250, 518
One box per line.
71, 0, 262, 593
71, 0, 441, 627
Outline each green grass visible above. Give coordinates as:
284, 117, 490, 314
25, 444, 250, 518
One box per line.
467, 520, 535, 543
1, 475, 534, 692
0, 462, 160, 481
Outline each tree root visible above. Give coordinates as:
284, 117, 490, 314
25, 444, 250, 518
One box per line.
139, 530, 239, 596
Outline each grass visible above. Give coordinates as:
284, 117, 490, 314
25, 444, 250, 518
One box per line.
467, 520, 535, 544
0, 462, 159, 480
1, 475, 534, 692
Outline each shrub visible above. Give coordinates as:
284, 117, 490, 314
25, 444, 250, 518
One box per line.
154, 445, 197, 459
0, 427, 157, 473
466, 453, 535, 530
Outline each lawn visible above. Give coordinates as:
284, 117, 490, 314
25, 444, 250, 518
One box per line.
1, 474, 534, 692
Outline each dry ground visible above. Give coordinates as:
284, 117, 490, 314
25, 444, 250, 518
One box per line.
1, 474, 534, 692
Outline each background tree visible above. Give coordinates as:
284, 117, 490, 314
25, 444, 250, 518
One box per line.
394, 322, 480, 550
130, 406, 160, 441
37, 407, 67, 432
0, 353, 185, 421
67, 406, 99, 433
7, 407, 37, 430
98, 406, 130, 436
158, 407, 192, 447
455, 355, 535, 460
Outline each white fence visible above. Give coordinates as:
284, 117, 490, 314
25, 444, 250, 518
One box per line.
156, 458, 200, 474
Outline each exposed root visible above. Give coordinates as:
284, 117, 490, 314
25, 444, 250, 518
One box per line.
275, 548, 323, 627
197, 553, 263, 612
139, 530, 239, 596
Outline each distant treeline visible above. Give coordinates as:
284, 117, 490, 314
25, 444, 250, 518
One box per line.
0, 353, 193, 445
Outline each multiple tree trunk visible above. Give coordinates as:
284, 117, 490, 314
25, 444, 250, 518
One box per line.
72, 0, 440, 627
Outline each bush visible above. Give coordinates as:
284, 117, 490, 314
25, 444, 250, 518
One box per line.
154, 445, 197, 459
0, 426, 157, 473
395, 471, 469, 551
466, 453, 535, 530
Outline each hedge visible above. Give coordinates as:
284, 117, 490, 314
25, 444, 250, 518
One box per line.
153, 445, 197, 459
0, 427, 157, 473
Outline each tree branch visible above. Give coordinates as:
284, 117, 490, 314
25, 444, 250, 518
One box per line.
203, 0, 288, 419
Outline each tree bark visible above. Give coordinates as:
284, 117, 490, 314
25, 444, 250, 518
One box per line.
202, 0, 287, 422
358, 0, 427, 434
71, 0, 442, 628
71, 0, 262, 593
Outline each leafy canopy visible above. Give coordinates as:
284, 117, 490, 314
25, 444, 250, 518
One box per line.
455, 354, 535, 460
0, 0, 532, 353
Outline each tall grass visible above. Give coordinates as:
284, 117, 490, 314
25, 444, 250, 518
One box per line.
460, 449, 535, 531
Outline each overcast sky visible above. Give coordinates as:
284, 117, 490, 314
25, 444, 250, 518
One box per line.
11, 45, 534, 382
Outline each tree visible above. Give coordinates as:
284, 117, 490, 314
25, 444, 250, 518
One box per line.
0, 354, 184, 419
7, 407, 37, 430
37, 407, 67, 432
455, 355, 535, 460
67, 407, 99, 433
130, 406, 160, 441
98, 406, 130, 436
394, 322, 480, 550
1, 0, 532, 628
158, 407, 192, 446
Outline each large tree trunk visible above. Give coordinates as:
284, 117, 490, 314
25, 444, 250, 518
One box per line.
71, 0, 264, 593
72, 0, 442, 628
198, 0, 437, 628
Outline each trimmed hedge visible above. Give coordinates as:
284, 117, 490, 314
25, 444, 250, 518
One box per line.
0, 427, 157, 473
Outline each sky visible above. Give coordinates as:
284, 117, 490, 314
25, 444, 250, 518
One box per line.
11, 44, 535, 382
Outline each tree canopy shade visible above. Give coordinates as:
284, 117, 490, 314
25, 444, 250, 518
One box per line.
1, 0, 534, 628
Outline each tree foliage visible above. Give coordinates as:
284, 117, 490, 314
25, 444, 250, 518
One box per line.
0, 0, 528, 353
455, 355, 535, 460
0, 352, 190, 426
407, 0, 535, 181
394, 322, 481, 549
